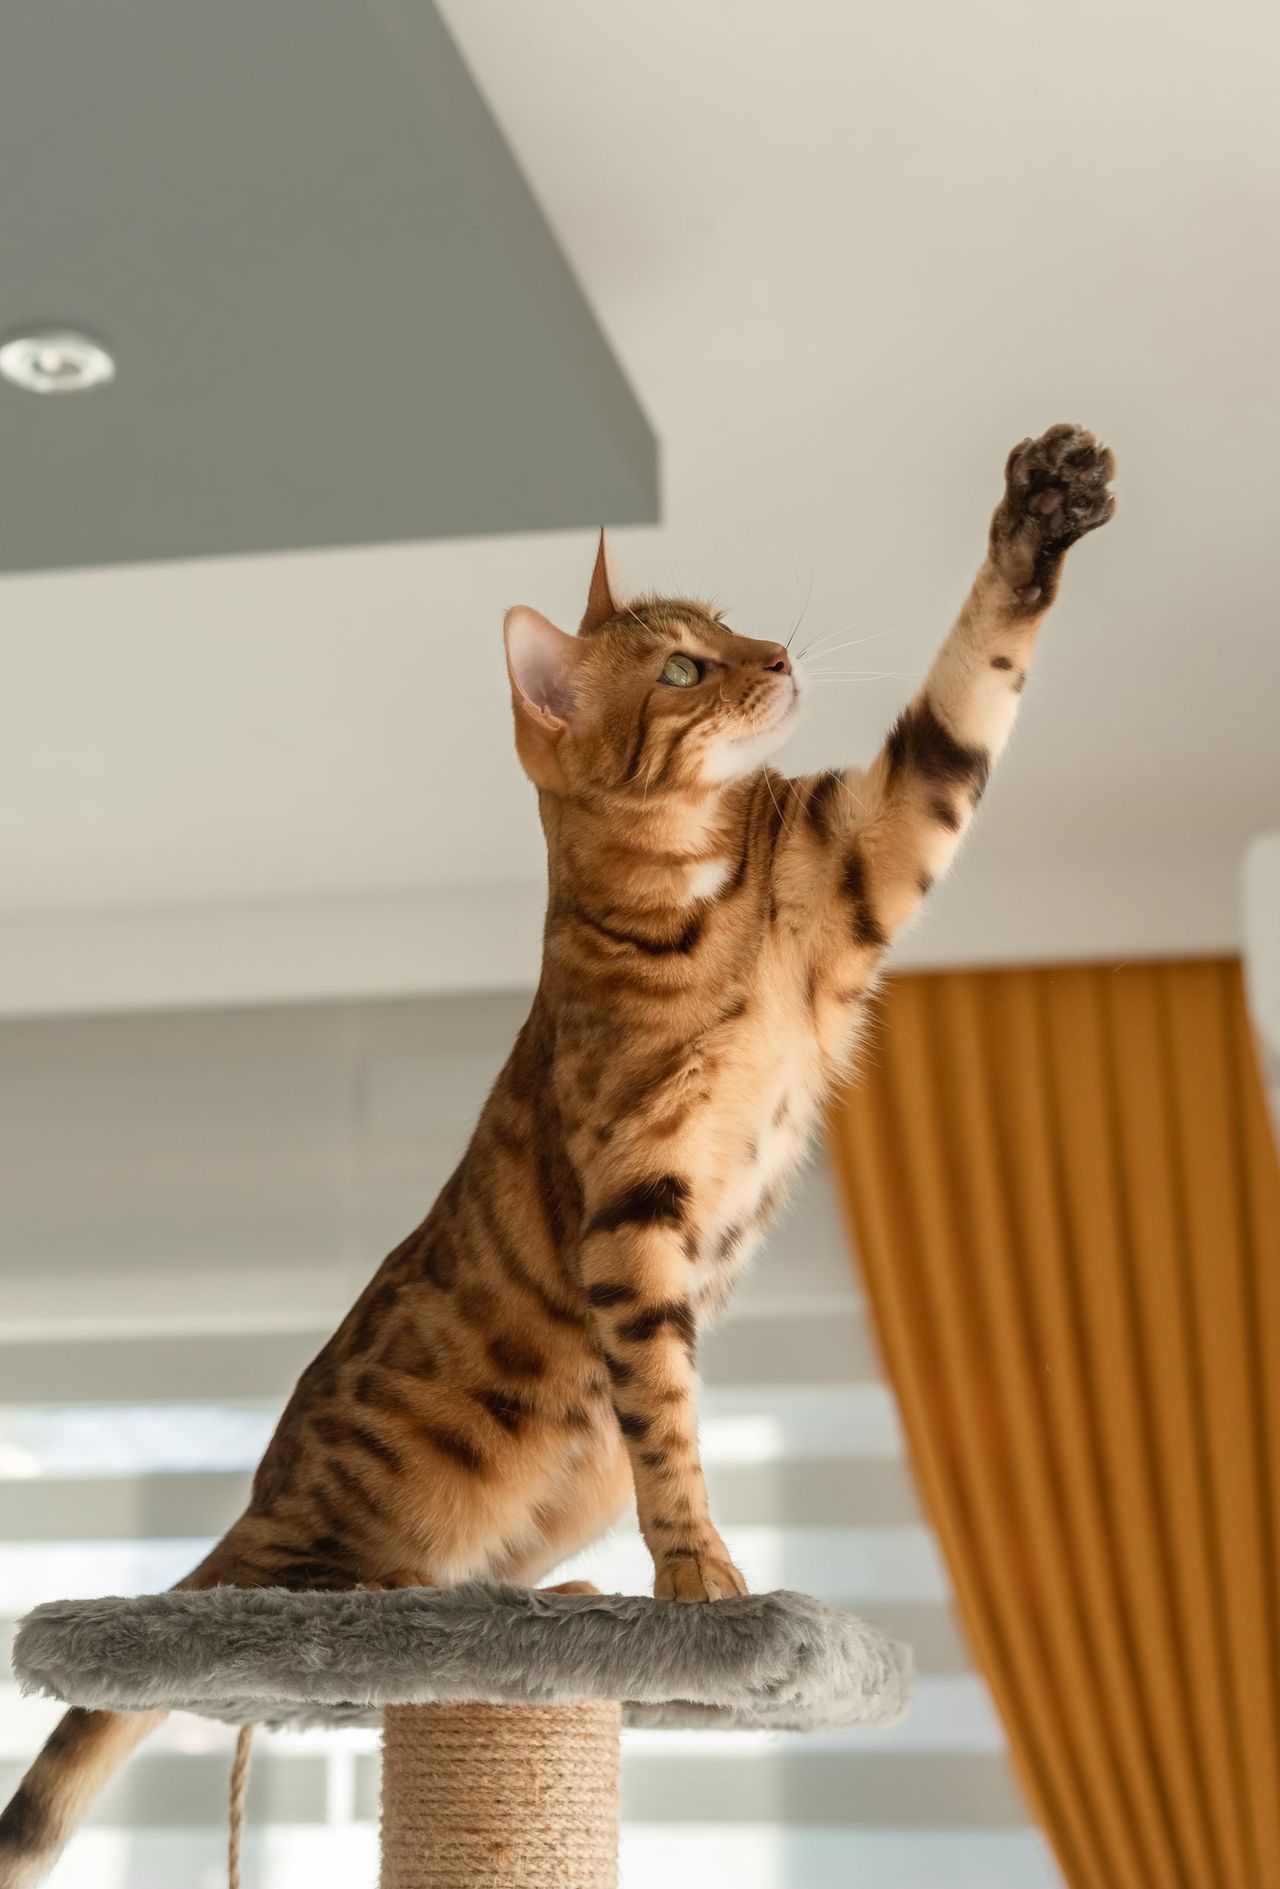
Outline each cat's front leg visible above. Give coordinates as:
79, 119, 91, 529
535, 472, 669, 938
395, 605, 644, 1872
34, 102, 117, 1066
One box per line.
577, 1176, 746, 1603
780, 424, 1115, 949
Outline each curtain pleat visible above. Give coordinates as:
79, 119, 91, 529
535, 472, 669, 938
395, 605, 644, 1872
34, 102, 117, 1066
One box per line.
828, 960, 1280, 1889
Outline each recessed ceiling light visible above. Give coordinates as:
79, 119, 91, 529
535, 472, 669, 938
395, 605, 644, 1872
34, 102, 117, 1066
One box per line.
0, 330, 116, 395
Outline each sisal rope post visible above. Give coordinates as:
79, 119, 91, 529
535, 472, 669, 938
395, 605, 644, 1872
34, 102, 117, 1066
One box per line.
379, 1699, 622, 1889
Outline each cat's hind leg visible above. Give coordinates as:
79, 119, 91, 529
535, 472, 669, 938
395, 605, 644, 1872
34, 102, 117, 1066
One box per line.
488, 1432, 633, 1589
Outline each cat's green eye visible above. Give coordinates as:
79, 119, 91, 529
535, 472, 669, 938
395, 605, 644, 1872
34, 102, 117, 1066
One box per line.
660, 653, 701, 688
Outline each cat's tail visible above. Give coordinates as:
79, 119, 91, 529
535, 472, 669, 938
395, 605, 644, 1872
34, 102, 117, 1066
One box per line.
0, 1538, 243, 1888
0, 1705, 167, 1888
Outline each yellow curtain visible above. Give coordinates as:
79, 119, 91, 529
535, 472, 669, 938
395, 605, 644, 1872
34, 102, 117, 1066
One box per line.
828, 960, 1280, 1889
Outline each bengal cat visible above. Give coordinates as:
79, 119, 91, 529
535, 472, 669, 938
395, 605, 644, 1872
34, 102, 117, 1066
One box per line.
0, 423, 1114, 1885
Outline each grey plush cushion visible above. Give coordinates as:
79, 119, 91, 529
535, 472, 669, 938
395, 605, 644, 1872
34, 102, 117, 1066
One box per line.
13, 1584, 910, 1733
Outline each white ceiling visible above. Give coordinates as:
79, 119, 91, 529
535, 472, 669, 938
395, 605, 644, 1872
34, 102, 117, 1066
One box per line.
2, 0, 1277, 1001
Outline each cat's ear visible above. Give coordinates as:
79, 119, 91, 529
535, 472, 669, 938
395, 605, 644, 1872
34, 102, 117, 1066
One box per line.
504, 606, 589, 789
579, 529, 621, 635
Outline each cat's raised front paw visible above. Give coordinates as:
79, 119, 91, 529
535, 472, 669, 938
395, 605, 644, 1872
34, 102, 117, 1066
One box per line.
653, 1550, 749, 1603
992, 423, 1116, 607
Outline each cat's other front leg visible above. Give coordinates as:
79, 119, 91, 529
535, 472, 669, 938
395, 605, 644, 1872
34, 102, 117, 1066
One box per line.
887, 423, 1117, 904
780, 424, 1115, 949
577, 1175, 746, 1603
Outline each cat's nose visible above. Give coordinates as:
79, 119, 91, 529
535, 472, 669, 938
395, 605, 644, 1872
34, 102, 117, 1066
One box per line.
761, 645, 792, 676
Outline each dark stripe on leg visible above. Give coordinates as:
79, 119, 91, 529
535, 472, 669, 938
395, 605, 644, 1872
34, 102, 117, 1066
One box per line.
842, 847, 888, 950
471, 1388, 534, 1435
805, 769, 845, 842
617, 1301, 697, 1347
587, 1282, 637, 1308
886, 699, 990, 796
590, 1174, 689, 1233
416, 1423, 488, 1472
572, 907, 703, 956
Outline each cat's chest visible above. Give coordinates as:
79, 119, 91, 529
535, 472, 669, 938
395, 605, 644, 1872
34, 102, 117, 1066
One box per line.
671, 991, 820, 1275
716, 1004, 823, 1181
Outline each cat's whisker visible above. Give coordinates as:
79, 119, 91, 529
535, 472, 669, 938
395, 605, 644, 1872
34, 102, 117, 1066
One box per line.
762, 766, 786, 826
639, 744, 664, 810
794, 624, 893, 664
805, 660, 914, 675
793, 617, 890, 661
785, 564, 814, 651
805, 669, 915, 683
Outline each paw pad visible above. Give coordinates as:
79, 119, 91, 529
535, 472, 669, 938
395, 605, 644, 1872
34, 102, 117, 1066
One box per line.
992, 424, 1115, 604
1002, 423, 1116, 547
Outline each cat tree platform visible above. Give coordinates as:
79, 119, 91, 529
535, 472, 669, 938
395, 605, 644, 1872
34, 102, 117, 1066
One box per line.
14, 1583, 911, 1887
